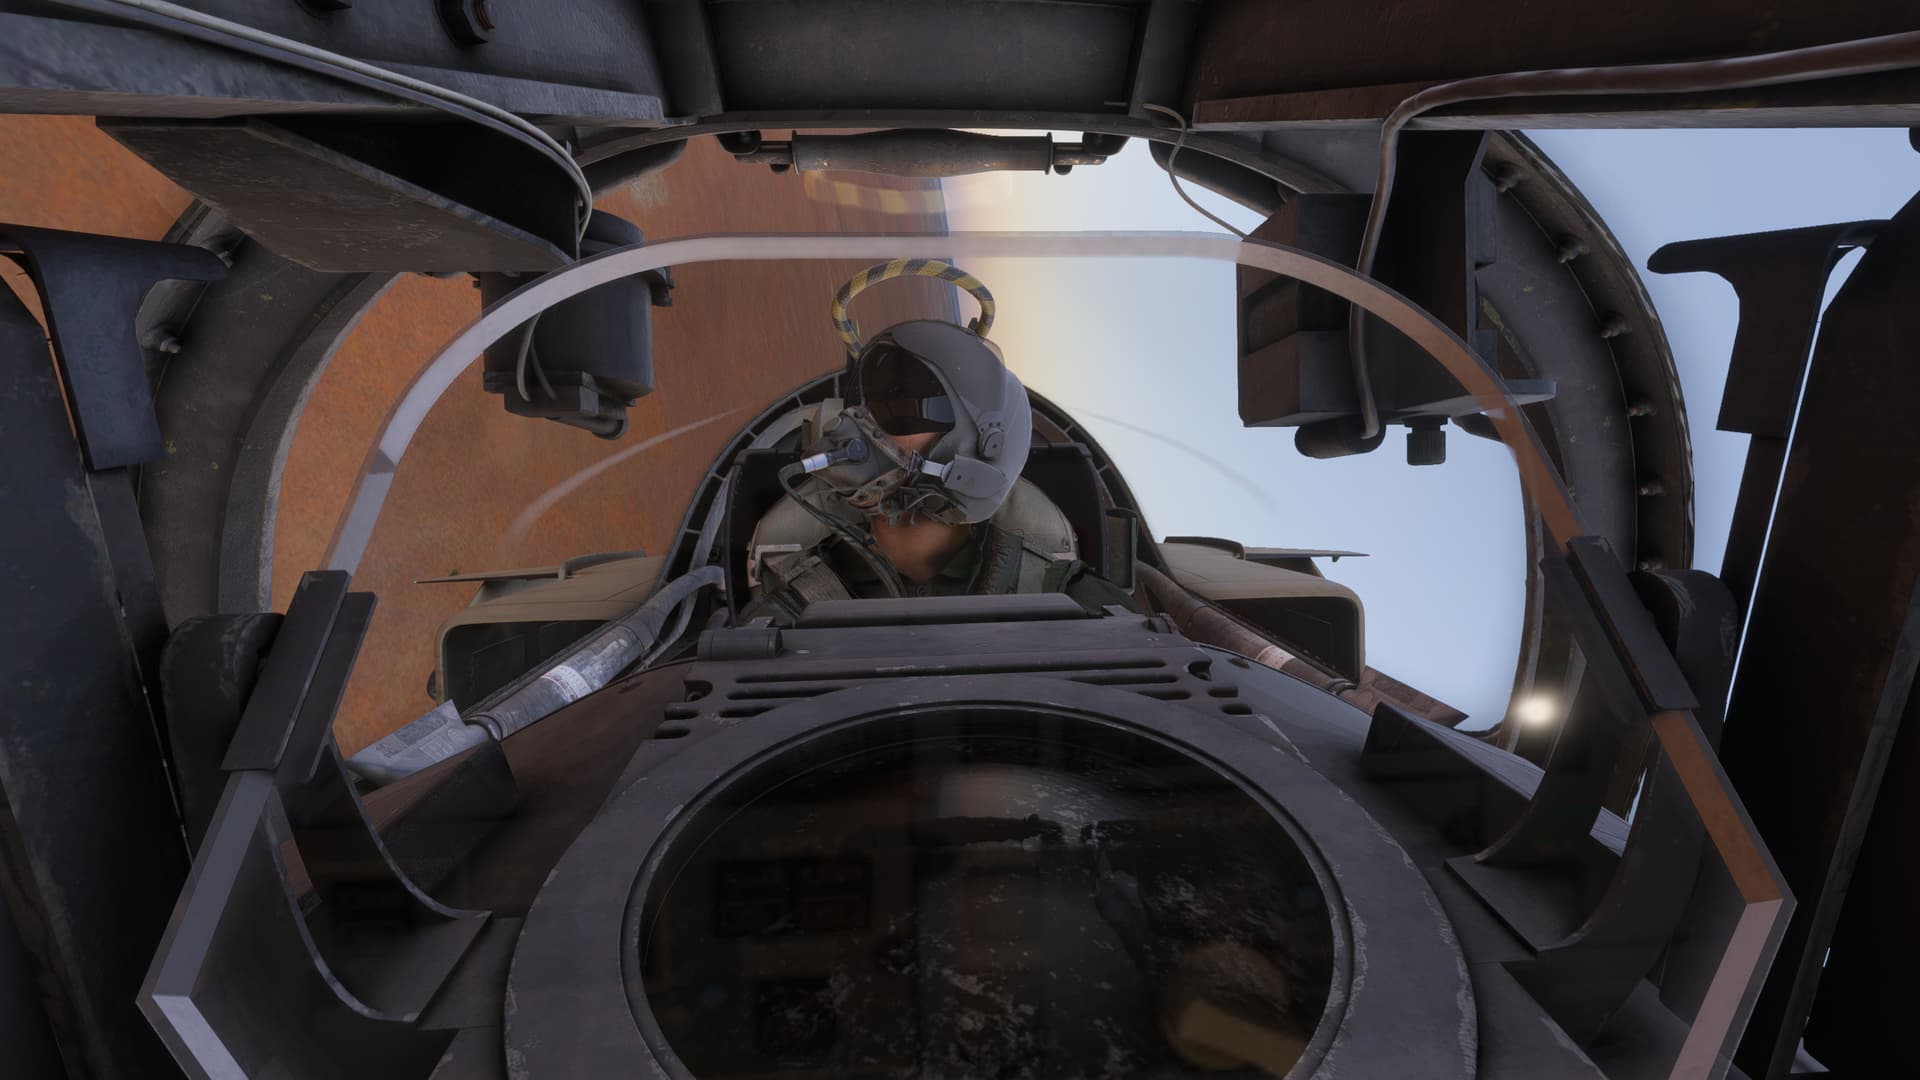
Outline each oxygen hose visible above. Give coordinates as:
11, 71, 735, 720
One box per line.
347, 565, 723, 784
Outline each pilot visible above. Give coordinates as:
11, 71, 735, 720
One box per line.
741, 319, 1135, 624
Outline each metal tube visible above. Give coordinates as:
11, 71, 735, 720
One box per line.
791, 131, 1056, 177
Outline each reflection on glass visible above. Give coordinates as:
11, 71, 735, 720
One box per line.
639, 708, 1333, 1078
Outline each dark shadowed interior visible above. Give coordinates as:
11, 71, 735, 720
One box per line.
635, 708, 1335, 1078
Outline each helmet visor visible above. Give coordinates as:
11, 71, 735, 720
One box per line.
858, 342, 956, 437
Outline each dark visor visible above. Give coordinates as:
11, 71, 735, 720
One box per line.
858, 342, 957, 436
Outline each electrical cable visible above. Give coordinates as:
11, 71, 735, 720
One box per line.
1141, 104, 1248, 240
1349, 28, 1920, 439
531, 345, 556, 401
51, 0, 594, 246
511, 318, 539, 402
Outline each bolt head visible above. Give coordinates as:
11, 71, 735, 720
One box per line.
438, 0, 493, 43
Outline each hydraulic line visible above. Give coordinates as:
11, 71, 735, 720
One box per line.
1349, 29, 1920, 439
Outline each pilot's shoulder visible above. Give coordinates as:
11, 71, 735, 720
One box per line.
990, 476, 1077, 560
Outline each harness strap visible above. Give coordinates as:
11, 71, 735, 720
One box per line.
759, 550, 855, 616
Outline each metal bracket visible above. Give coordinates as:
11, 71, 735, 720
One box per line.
0, 223, 226, 470
1363, 536, 1787, 1065
1648, 219, 1881, 608
143, 572, 493, 1078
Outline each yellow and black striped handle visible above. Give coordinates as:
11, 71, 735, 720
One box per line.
831, 258, 995, 358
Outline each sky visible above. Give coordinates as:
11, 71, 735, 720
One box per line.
946, 129, 1920, 727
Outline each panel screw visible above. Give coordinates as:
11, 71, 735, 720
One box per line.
1637, 479, 1665, 496
1599, 312, 1632, 339
1491, 163, 1524, 193
1554, 235, 1588, 263
1626, 399, 1656, 417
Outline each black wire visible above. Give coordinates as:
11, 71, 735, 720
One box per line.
1142, 104, 1249, 240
